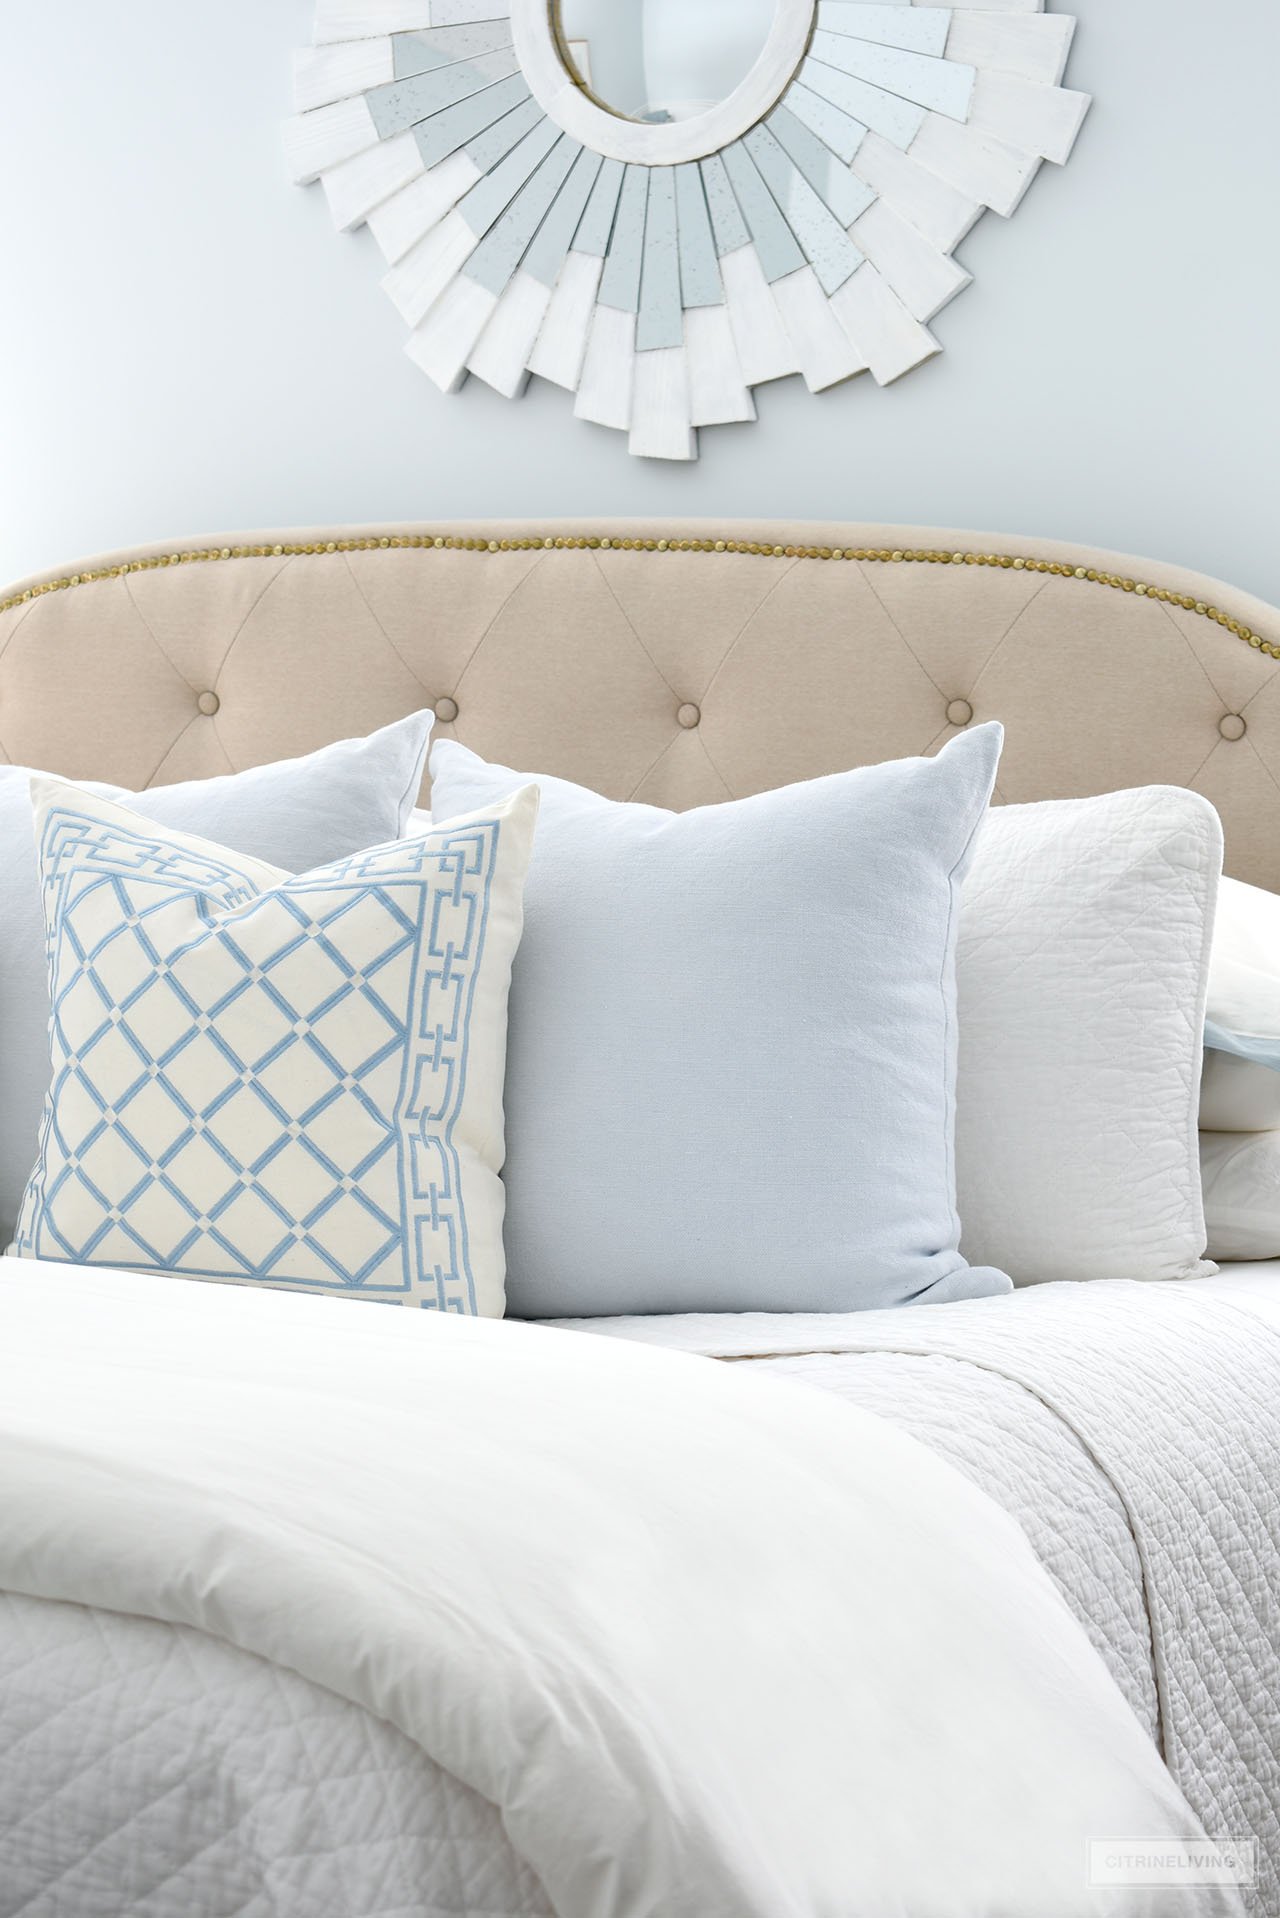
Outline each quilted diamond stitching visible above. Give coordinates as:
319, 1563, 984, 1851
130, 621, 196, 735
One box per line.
6, 1282, 1280, 1913
761, 1349, 1162, 1741
954, 787, 1218, 1285
0, 1594, 554, 1918
751, 1285, 1280, 1917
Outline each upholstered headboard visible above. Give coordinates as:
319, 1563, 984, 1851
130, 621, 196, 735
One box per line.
2, 519, 1277, 888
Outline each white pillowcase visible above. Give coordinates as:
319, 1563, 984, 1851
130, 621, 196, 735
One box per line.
955, 786, 1222, 1286
1204, 875, 1280, 1073
13, 778, 537, 1315
1200, 1131, 1280, 1261
1197, 876, 1280, 1139
1200, 1051, 1280, 1133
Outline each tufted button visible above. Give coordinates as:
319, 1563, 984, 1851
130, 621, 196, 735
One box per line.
434, 696, 459, 724
676, 702, 701, 729
1219, 713, 1247, 741
196, 691, 219, 716
945, 698, 974, 728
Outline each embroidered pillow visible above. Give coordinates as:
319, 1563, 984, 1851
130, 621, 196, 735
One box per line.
13, 778, 537, 1315
0, 711, 434, 1245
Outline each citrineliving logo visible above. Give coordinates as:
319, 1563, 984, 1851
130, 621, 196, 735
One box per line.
1087, 1838, 1256, 1889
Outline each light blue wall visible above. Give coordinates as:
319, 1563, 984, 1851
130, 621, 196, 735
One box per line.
557, 0, 645, 117
1, 1, 1277, 604
559, 0, 775, 120
641, 0, 777, 119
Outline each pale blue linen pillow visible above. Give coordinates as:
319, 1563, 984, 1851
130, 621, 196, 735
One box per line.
430, 726, 1010, 1317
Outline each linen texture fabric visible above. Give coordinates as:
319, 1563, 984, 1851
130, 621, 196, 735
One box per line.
12, 776, 536, 1315
430, 725, 1008, 1317
1204, 875, 1280, 1074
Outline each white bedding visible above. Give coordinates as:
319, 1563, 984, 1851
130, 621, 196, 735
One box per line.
4, 1260, 1279, 1918
564, 1269, 1280, 1912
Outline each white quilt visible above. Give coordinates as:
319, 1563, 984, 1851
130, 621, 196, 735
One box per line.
1, 1261, 1272, 1918
567, 1276, 1280, 1917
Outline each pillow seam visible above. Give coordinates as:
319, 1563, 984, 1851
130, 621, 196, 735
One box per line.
395, 717, 434, 833
1180, 809, 1225, 1274
941, 792, 997, 1269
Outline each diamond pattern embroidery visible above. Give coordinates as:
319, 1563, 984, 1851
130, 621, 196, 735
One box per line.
16, 804, 506, 1312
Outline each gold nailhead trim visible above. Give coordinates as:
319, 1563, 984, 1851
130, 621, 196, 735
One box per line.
0, 535, 1275, 660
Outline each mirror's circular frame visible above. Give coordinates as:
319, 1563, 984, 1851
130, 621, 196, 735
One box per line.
550, 0, 783, 132
514, 0, 816, 165
287, 1, 1093, 463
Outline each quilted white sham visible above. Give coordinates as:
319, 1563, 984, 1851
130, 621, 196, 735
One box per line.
0, 1592, 554, 1918
956, 785, 1223, 1284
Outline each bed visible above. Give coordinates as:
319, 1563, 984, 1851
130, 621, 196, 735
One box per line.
1, 520, 1278, 1918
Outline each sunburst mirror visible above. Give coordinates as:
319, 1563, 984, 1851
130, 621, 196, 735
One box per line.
286, 1, 1090, 461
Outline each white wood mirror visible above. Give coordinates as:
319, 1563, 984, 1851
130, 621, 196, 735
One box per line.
287, 1, 1092, 462
553, 0, 780, 128
516, 0, 812, 165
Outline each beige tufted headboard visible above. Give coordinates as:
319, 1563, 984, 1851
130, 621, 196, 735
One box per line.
2, 519, 1278, 889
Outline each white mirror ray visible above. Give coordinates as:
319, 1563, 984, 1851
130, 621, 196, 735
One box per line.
287, 1, 1090, 462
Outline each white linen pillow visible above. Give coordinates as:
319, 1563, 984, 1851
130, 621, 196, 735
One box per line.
955, 787, 1222, 1285
1200, 1131, 1280, 1261
1197, 877, 1280, 1132
13, 777, 536, 1315
0, 714, 433, 1243
1200, 1051, 1280, 1133
1204, 875, 1280, 1074
430, 728, 1010, 1318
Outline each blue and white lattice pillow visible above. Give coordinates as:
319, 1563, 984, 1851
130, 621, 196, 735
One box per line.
12, 776, 538, 1315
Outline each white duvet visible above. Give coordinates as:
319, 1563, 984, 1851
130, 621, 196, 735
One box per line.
0, 1259, 1232, 1918
568, 1275, 1280, 1914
